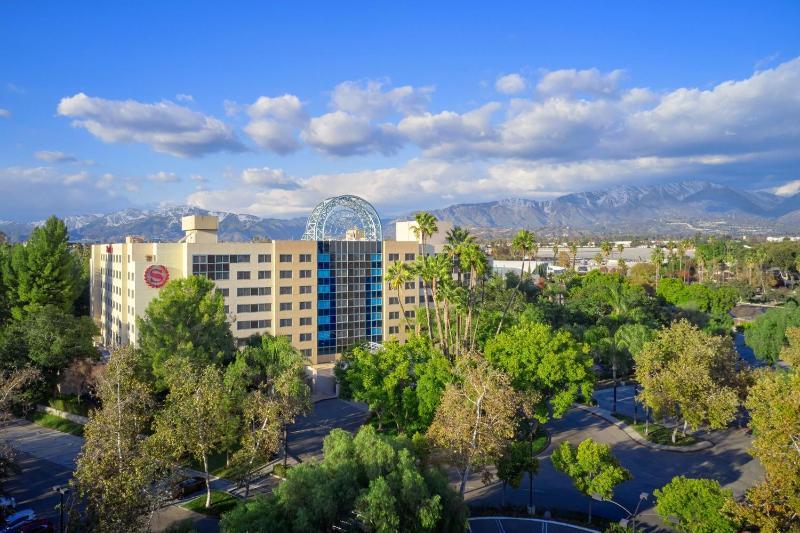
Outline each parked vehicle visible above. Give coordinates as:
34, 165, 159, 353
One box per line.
1, 509, 36, 532
170, 476, 205, 499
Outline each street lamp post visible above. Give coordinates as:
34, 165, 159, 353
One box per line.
591, 492, 649, 531
52, 485, 70, 533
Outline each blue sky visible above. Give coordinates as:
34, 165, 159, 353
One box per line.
1, 1, 799, 221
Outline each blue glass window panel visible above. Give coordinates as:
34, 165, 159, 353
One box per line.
318, 269, 331, 277
318, 285, 330, 293
318, 300, 330, 309
318, 316, 330, 325
318, 253, 330, 262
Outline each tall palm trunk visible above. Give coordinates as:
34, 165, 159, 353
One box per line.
496, 255, 526, 335
431, 279, 446, 353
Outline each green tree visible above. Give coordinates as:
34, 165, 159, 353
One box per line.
635, 320, 741, 442
745, 301, 800, 365
654, 476, 738, 533
221, 426, 467, 532
485, 320, 593, 426
137, 276, 234, 387
497, 229, 537, 334
0, 366, 40, 480
71, 347, 166, 532
413, 212, 439, 341
551, 439, 631, 523
4, 216, 79, 319
651, 248, 665, 290
427, 353, 522, 495
733, 368, 800, 532
385, 261, 414, 332
338, 338, 451, 433
152, 359, 232, 508
496, 440, 539, 508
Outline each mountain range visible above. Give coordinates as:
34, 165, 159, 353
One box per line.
1, 181, 797, 243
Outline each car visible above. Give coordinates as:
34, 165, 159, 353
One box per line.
170, 476, 205, 499
15, 519, 53, 533
1, 510, 36, 532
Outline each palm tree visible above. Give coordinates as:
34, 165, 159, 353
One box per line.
496, 230, 536, 334
593, 252, 604, 268
385, 261, 413, 332
412, 212, 439, 339
459, 242, 487, 351
677, 241, 687, 282
552, 243, 559, 261
616, 243, 624, 257
601, 241, 613, 260
443, 226, 474, 286
569, 241, 578, 271
651, 248, 664, 289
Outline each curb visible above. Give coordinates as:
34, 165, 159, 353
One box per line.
576, 404, 714, 452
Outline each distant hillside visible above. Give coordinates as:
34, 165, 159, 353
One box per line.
2, 181, 798, 242
427, 181, 800, 237
0, 207, 308, 243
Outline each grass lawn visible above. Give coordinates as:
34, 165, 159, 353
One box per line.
47, 394, 94, 417
531, 430, 549, 455
613, 412, 697, 446
188, 450, 266, 480
28, 412, 84, 436
183, 490, 238, 518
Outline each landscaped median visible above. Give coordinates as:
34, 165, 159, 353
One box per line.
576, 404, 714, 452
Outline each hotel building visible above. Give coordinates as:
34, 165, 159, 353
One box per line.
90, 197, 440, 366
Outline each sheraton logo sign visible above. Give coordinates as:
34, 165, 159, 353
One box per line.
144, 265, 169, 289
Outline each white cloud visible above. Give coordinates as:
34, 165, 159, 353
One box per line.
63, 171, 89, 184
34, 150, 77, 163
190, 174, 206, 183
536, 68, 625, 96
243, 94, 307, 154
175, 93, 194, 102
301, 111, 402, 156
240, 167, 299, 189
57, 93, 245, 157
774, 179, 800, 197
148, 171, 179, 183
0, 108, 10, 118
495, 73, 527, 95
330, 79, 433, 118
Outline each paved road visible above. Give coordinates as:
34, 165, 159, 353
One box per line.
464, 405, 762, 531
469, 517, 600, 533
287, 398, 369, 461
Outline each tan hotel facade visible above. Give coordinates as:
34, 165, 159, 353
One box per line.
90, 215, 428, 365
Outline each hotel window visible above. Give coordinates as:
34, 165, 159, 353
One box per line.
405, 296, 415, 304
237, 287, 270, 297
300, 349, 312, 358
299, 285, 312, 294
299, 317, 312, 326
258, 254, 272, 263
299, 270, 311, 278
279, 270, 292, 279
389, 326, 399, 334
299, 254, 311, 262
257, 270, 271, 279
389, 297, 399, 305
299, 301, 311, 310
279, 254, 292, 263
237, 271, 251, 280
389, 311, 399, 320
404, 281, 415, 289
404, 310, 416, 318
223, 305, 229, 313
279, 286, 292, 295
237, 303, 270, 313
279, 302, 292, 311
404, 253, 415, 261
192, 254, 230, 280
279, 318, 292, 327
237, 319, 270, 330
299, 333, 312, 342
388, 253, 399, 261
282, 334, 292, 342
230, 254, 251, 263
216, 288, 229, 297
